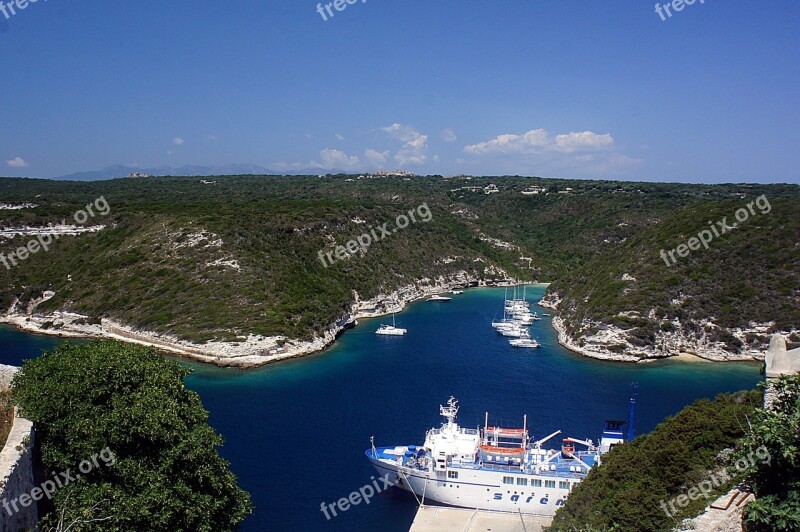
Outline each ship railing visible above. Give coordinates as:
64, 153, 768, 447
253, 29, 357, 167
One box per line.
525, 467, 588, 479
452, 461, 482, 470
471, 462, 523, 473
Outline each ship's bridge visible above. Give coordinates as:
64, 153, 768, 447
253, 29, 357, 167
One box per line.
424, 397, 481, 471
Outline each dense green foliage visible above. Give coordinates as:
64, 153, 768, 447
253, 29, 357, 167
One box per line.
0, 175, 797, 345
12, 341, 252, 531
550, 389, 762, 531
551, 197, 800, 355
736, 376, 800, 531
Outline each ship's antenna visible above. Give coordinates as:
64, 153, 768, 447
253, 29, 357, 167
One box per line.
440, 396, 459, 428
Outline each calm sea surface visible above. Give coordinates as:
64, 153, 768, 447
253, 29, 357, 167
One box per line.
0, 286, 762, 531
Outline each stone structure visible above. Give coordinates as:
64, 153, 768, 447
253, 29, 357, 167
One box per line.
764, 334, 800, 409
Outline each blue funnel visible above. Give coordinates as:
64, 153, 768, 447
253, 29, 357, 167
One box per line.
627, 382, 639, 441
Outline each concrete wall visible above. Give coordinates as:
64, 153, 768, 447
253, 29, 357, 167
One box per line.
0, 365, 37, 532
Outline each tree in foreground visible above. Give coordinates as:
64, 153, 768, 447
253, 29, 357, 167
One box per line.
13, 341, 252, 531
735, 375, 800, 532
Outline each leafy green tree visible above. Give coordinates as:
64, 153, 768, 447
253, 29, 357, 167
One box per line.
13, 341, 252, 531
735, 375, 800, 532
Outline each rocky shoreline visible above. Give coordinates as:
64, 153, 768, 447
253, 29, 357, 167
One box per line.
4, 278, 783, 368
0, 270, 517, 369
538, 294, 782, 364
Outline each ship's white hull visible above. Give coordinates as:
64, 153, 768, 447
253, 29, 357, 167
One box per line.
366, 455, 571, 516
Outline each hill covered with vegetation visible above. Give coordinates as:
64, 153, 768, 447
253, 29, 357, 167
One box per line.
545, 195, 800, 360
550, 375, 800, 532
0, 175, 796, 360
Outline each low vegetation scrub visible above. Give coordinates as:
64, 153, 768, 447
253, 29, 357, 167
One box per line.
550, 389, 761, 531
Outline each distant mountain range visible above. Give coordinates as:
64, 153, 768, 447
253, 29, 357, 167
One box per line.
56, 164, 338, 181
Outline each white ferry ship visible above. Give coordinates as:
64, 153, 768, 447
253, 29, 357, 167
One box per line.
366, 396, 631, 516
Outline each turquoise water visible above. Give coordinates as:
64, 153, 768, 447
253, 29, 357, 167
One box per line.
0, 287, 762, 531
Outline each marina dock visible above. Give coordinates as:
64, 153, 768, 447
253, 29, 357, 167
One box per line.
409, 505, 553, 532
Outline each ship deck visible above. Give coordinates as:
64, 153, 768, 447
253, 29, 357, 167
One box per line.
368, 446, 597, 480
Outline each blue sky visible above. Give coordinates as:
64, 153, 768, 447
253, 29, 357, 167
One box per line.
0, 1, 798, 182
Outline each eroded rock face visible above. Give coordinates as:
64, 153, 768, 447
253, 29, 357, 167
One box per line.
542, 293, 793, 363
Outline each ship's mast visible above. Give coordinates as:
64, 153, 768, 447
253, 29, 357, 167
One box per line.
523, 414, 527, 441
440, 396, 459, 430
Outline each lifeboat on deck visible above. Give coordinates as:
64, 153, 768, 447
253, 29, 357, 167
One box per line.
480, 444, 525, 455
562, 439, 576, 456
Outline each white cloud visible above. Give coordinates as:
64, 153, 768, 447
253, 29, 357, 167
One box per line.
381, 123, 421, 143
364, 149, 389, 167
441, 128, 457, 142
273, 148, 363, 172
395, 135, 428, 166
553, 131, 613, 152
335, 133, 345, 141
382, 123, 429, 166
172, 137, 185, 145
320, 148, 360, 170
464, 129, 549, 155
207, 135, 220, 142
6, 157, 28, 168
463, 128, 641, 176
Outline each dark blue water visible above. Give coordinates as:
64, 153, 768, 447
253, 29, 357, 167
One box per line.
0, 286, 762, 531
